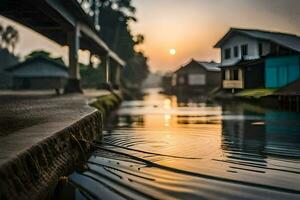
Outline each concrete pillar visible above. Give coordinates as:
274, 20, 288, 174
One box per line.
65, 24, 82, 93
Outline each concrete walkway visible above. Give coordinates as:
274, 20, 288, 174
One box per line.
0, 90, 109, 131
0, 89, 116, 200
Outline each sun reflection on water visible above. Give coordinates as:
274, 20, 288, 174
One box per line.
63, 89, 300, 200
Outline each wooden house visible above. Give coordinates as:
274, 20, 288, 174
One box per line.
172, 59, 221, 94
214, 28, 300, 91
6, 57, 68, 90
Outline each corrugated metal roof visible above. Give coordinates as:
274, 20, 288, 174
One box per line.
196, 61, 221, 72
214, 28, 300, 53
174, 59, 221, 74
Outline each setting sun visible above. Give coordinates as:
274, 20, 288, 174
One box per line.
169, 48, 176, 56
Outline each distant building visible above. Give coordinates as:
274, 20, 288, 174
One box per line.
6, 57, 68, 90
214, 28, 300, 91
161, 73, 173, 94
172, 59, 221, 94
0, 49, 19, 89
142, 72, 162, 89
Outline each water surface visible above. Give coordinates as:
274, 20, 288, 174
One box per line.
66, 89, 300, 199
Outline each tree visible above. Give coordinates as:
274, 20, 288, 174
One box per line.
123, 52, 150, 88
0, 24, 19, 54
95, 0, 150, 89
25, 50, 65, 65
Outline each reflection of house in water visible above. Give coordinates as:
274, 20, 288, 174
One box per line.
117, 115, 145, 128
177, 115, 220, 125
6, 57, 68, 91
176, 94, 206, 107
221, 102, 300, 160
220, 103, 268, 174
265, 111, 300, 157
221, 102, 267, 155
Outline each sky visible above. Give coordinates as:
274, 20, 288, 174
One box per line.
1, 0, 300, 72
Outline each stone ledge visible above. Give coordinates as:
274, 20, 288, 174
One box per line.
0, 110, 102, 200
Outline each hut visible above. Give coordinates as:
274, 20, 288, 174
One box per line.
172, 59, 221, 94
6, 57, 68, 91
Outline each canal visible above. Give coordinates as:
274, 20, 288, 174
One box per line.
59, 89, 300, 199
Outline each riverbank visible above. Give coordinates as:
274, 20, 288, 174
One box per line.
0, 90, 122, 200
213, 88, 300, 112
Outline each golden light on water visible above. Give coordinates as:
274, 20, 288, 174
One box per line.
163, 98, 172, 109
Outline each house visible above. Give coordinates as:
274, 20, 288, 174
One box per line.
0, 49, 19, 89
172, 59, 221, 94
214, 28, 300, 91
6, 57, 69, 91
161, 73, 173, 94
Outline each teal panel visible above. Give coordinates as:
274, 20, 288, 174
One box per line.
265, 67, 278, 88
278, 66, 288, 87
288, 64, 300, 83
265, 56, 300, 88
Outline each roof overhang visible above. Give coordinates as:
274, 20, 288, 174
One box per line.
214, 28, 240, 48
78, 23, 125, 67
214, 28, 300, 54
0, 0, 126, 67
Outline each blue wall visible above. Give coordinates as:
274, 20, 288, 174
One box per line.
265, 56, 300, 88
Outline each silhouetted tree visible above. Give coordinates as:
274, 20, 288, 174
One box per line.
95, 0, 149, 89
123, 52, 150, 87
25, 50, 65, 65
0, 24, 19, 54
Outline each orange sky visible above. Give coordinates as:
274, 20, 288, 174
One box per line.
1, 0, 300, 72
131, 0, 300, 72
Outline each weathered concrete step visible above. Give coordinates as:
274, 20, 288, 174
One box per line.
0, 110, 102, 200
0, 91, 122, 200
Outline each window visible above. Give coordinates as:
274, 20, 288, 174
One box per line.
224, 48, 231, 59
234, 46, 239, 57
259, 43, 263, 56
241, 44, 248, 57
188, 74, 206, 85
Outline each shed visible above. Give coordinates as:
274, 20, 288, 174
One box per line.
6, 57, 69, 90
173, 59, 221, 94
